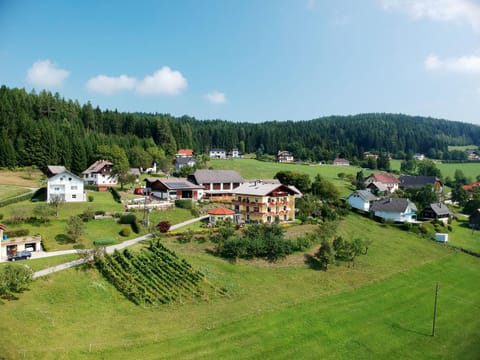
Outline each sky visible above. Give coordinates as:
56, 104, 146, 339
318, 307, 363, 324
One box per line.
1, 0, 480, 125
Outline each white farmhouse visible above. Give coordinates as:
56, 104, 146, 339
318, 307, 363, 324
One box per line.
45, 166, 85, 202
370, 198, 417, 223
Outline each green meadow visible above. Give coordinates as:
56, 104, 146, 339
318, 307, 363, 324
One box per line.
1, 213, 479, 359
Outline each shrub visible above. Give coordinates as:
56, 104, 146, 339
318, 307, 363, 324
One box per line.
119, 214, 136, 225
190, 207, 200, 217
80, 208, 95, 222
88, 195, 94, 202
110, 187, 121, 203
175, 199, 193, 209
157, 221, 171, 233
5, 229, 30, 238
119, 227, 131, 237
95, 210, 106, 216
0, 214, 4, 220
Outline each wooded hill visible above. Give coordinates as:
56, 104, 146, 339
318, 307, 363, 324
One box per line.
1, 85, 479, 173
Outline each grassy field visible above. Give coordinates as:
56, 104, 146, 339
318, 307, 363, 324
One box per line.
0, 168, 43, 187
390, 159, 480, 180
208, 159, 359, 196
1, 213, 479, 359
0, 185, 32, 201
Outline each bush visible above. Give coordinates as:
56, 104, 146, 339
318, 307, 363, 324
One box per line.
119, 214, 136, 225
157, 221, 171, 233
175, 199, 193, 209
5, 229, 30, 238
95, 210, 106, 216
0, 214, 4, 220
80, 208, 95, 222
88, 195, 94, 202
110, 187, 121, 203
119, 227, 132, 237
190, 207, 200, 217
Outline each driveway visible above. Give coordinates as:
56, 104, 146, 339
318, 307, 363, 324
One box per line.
30, 215, 208, 278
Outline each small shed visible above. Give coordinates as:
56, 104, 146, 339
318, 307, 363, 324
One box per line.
208, 207, 235, 224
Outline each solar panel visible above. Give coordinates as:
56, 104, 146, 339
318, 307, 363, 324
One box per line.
168, 182, 191, 189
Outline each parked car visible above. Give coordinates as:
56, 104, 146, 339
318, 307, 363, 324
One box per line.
8, 251, 32, 261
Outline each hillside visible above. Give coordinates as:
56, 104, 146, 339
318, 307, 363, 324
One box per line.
0, 213, 479, 359
1, 86, 480, 173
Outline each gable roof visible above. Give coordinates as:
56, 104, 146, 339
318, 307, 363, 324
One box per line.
399, 175, 440, 189
463, 182, 480, 191
208, 207, 235, 216
233, 181, 300, 196
145, 177, 203, 190
368, 173, 399, 184
333, 158, 350, 164
177, 149, 193, 156
349, 190, 379, 202
371, 198, 417, 213
190, 169, 244, 184
423, 203, 452, 217
367, 181, 389, 192
44, 165, 67, 177
82, 159, 113, 174
48, 170, 83, 183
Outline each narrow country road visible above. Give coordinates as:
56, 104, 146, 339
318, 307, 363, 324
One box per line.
30, 215, 208, 279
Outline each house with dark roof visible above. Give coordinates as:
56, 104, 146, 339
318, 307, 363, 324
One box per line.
347, 190, 379, 212
232, 181, 300, 224
370, 197, 417, 223
399, 175, 443, 191
82, 159, 117, 190
420, 203, 452, 223
188, 169, 244, 200
365, 173, 399, 193
469, 209, 480, 229
44, 165, 85, 202
144, 177, 204, 200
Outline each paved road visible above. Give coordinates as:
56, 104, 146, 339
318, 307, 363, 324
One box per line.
28, 215, 209, 278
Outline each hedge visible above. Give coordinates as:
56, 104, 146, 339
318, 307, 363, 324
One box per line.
0, 193, 33, 208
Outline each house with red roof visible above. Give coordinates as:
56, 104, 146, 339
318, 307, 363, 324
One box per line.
207, 207, 236, 224
365, 173, 399, 193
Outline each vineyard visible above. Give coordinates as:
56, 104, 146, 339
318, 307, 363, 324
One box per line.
96, 240, 216, 305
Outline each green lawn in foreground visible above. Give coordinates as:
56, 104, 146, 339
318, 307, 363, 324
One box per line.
1, 214, 479, 359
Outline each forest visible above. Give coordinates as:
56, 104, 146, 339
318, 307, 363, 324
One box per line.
1, 85, 479, 174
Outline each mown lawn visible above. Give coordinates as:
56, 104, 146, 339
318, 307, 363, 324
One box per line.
1, 213, 479, 359
0, 185, 32, 201
208, 159, 359, 196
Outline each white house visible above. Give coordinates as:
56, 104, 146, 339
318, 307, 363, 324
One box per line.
333, 158, 350, 166
210, 148, 227, 159
45, 166, 85, 202
347, 190, 378, 212
82, 159, 118, 190
370, 198, 417, 223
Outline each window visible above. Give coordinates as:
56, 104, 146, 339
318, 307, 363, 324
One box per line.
54, 187, 60, 191
72, 194, 77, 199
71, 186, 77, 190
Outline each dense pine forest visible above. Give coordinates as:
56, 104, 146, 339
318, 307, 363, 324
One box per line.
1, 85, 479, 174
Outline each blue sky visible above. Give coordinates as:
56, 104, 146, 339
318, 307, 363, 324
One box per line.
1, 0, 480, 124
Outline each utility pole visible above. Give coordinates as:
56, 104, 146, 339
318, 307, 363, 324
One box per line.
432, 283, 439, 336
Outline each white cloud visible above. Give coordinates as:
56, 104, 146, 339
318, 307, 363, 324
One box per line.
381, 0, 480, 32
136, 66, 188, 95
86, 74, 136, 95
425, 54, 480, 73
205, 91, 226, 104
26, 60, 70, 88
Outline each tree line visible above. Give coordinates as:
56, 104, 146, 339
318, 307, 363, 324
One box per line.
1, 85, 480, 173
